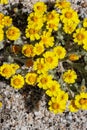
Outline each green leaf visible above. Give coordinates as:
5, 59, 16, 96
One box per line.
84, 56, 87, 62
14, 37, 23, 45
7, 55, 14, 63
84, 66, 87, 71
0, 42, 4, 50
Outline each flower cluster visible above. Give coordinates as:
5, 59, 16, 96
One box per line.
0, 12, 20, 41
0, 0, 87, 113
0, 0, 8, 4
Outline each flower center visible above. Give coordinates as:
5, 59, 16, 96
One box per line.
56, 49, 62, 55
65, 12, 72, 19
13, 78, 21, 86
24, 47, 33, 55
67, 74, 72, 79
26, 59, 33, 67
12, 45, 21, 54
2, 68, 10, 74
76, 33, 84, 40
31, 16, 38, 22
60, 1, 66, 6
8, 30, 15, 36
69, 54, 79, 61
81, 86, 86, 92
48, 14, 55, 20
37, 63, 44, 69
36, 46, 43, 52
41, 78, 48, 84
42, 37, 47, 43
50, 85, 55, 91
28, 76, 36, 83
52, 103, 59, 109
80, 98, 87, 105
37, 6, 42, 10
46, 57, 53, 63
49, 23, 56, 28
29, 29, 36, 34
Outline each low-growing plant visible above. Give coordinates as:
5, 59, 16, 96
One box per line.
0, 0, 87, 114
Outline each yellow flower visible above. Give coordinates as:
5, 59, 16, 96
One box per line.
2, 16, 12, 27
11, 74, 24, 89
25, 27, 40, 41
73, 28, 87, 45
60, 8, 80, 24
46, 10, 59, 32
46, 10, 59, 23
22, 44, 34, 57
63, 69, 77, 84
37, 73, 53, 90
83, 43, 87, 51
0, 64, 15, 78
25, 72, 37, 85
33, 58, 49, 74
34, 42, 44, 56
6, 26, 20, 40
69, 100, 79, 112
80, 85, 86, 92
0, 28, 4, 41
83, 18, 87, 28
63, 22, 77, 34
25, 59, 33, 68
58, 90, 68, 102
11, 45, 21, 54
46, 21, 59, 32
0, 102, 3, 108
10, 63, 20, 71
0, 0, 8, 4
55, 0, 71, 9
69, 54, 80, 61
33, 2, 47, 15
27, 12, 44, 29
46, 80, 60, 97
75, 92, 87, 110
0, 13, 4, 28
43, 51, 58, 69
40, 31, 54, 48
53, 46, 66, 59
48, 97, 66, 114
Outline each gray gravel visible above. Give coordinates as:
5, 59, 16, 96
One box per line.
0, 82, 87, 130
0, 0, 87, 130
